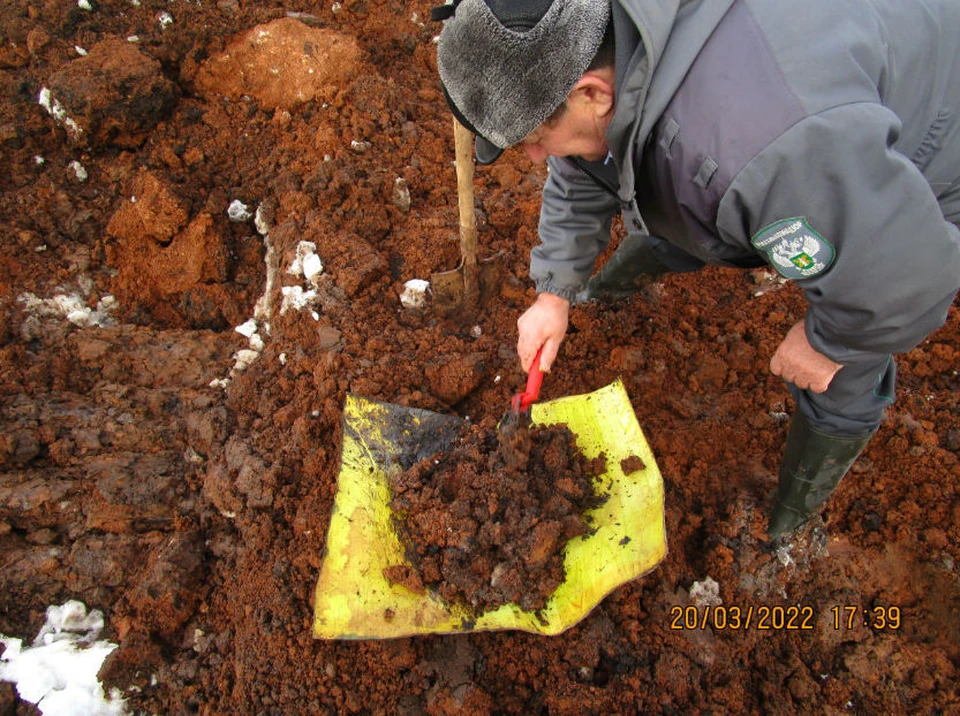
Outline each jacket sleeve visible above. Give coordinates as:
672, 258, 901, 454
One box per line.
530, 156, 621, 301
717, 101, 960, 363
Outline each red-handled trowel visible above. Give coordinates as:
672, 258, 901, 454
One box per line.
502, 347, 544, 430
511, 347, 545, 414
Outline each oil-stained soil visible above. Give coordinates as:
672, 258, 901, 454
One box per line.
387, 419, 607, 615
1, 1, 959, 714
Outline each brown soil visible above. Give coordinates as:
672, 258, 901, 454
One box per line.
1, 1, 959, 714
387, 419, 607, 615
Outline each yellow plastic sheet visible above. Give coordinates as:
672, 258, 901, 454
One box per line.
313, 379, 666, 639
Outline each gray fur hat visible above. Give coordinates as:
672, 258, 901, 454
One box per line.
434, 0, 611, 164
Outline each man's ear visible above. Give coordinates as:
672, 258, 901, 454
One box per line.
570, 70, 615, 118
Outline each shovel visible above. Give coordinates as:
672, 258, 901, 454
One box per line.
430, 117, 500, 313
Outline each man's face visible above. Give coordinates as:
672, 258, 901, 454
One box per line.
519, 102, 610, 164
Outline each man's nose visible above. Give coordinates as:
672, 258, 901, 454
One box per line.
522, 144, 549, 164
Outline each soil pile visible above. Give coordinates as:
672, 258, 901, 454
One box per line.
386, 418, 607, 614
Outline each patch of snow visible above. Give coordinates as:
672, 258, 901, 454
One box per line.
302, 253, 323, 285
286, 11, 320, 22
254, 204, 272, 236
250, 208, 277, 325
38, 88, 83, 139
227, 200, 252, 222
400, 279, 429, 308
689, 576, 722, 608
776, 544, 795, 568
223, 319, 267, 381
392, 177, 410, 211
286, 241, 323, 288
751, 268, 790, 297
0, 600, 126, 715
234, 318, 258, 338
231, 349, 261, 373
280, 285, 318, 314
215, 228, 328, 387
17, 291, 116, 336
68, 161, 88, 182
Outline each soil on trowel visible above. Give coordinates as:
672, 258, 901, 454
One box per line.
385, 417, 607, 615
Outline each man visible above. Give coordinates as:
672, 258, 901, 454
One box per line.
432, 0, 960, 537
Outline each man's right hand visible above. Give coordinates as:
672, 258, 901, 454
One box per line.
517, 292, 570, 373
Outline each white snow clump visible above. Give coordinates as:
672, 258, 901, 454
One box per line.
0, 600, 126, 715
400, 279, 430, 308
38, 88, 83, 139
227, 200, 253, 222
689, 576, 723, 608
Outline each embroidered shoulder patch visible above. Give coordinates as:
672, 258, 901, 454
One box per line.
750, 217, 835, 280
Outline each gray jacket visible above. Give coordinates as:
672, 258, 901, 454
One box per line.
532, 0, 960, 363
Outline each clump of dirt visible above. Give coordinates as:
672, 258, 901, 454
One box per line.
385, 417, 607, 614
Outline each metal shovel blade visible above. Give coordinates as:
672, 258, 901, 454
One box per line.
431, 255, 501, 310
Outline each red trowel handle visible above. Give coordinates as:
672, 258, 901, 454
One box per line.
511, 347, 545, 413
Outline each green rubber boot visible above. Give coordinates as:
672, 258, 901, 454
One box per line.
581, 234, 671, 300
767, 413, 875, 538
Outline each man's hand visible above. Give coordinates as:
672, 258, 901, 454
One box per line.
517, 292, 570, 373
770, 320, 843, 393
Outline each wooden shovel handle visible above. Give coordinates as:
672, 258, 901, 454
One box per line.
454, 118, 479, 303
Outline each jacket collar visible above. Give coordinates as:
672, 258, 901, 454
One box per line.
606, 0, 736, 203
